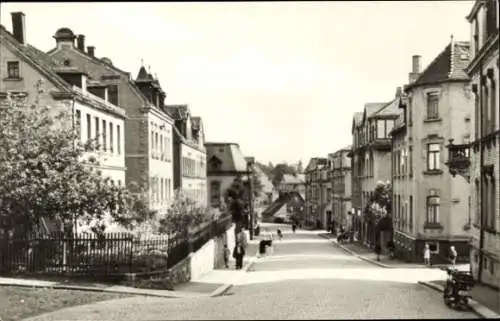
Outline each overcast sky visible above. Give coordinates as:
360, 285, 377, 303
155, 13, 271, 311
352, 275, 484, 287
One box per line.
0, 1, 474, 165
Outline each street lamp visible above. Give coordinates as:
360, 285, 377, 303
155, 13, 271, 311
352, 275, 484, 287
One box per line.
246, 157, 255, 240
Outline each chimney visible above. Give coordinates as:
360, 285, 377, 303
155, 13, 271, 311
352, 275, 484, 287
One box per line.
395, 86, 402, 98
11, 12, 26, 44
87, 46, 95, 57
77, 35, 85, 51
408, 55, 422, 84
412, 55, 421, 73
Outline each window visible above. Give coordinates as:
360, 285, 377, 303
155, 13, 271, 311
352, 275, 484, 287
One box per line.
75, 110, 81, 137
426, 196, 440, 224
117, 125, 121, 154
474, 90, 480, 139
109, 122, 114, 153
108, 85, 118, 106
426, 93, 439, 119
94, 117, 100, 148
427, 143, 440, 170
160, 135, 164, 160
408, 97, 413, 124
475, 180, 481, 225
102, 120, 107, 151
151, 130, 155, 158
155, 133, 159, 158
467, 196, 471, 225
488, 178, 496, 230
86, 114, 92, 142
490, 77, 496, 133
7, 61, 20, 79
409, 195, 413, 229
160, 178, 164, 202
409, 147, 413, 176
483, 86, 489, 136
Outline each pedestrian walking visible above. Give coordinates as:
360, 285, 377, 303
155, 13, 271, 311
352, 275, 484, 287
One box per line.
449, 245, 457, 266
223, 244, 231, 268
233, 242, 245, 269
292, 223, 296, 233
423, 243, 431, 266
277, 228, 283, 240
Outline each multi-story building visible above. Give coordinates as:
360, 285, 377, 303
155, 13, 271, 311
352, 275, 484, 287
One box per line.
392, 44, 473, 263
350, 112, 364, 219
1, 13, 126, 229
277, 174, 306, 196
447, 0, 499, 288
205, 142, 248, 210
304, 157, 328, 228
166, 105, 207, 207
331, 146, 352, 232
45, 24, 175, 214
351, 101, 399, 247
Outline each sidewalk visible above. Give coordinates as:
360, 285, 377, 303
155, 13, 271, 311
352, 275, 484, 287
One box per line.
0, 276, 208, 299
319, 232, 442, 269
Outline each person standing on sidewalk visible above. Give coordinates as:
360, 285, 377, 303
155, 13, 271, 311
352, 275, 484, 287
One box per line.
449, 245, 457, 266
423, 243, 431, 267
233, 241, 245, 269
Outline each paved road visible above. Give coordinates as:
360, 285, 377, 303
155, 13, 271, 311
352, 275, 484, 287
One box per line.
23, 224, 478, 320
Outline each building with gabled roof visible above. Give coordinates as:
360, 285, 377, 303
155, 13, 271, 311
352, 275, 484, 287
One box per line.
166, 104, 207, 207
1, 12, 127, 233
45, 21, 176, 215
350, 96, 400, 248
391, 39, 473, 264
205, 142, 248, 210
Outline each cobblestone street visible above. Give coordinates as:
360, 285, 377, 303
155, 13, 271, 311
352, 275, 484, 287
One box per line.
23, 225, 479, 320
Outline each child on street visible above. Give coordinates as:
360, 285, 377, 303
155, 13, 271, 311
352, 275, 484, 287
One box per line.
223, 244, 231, 268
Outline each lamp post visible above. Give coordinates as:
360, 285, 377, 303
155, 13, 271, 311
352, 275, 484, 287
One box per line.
246, 157, 255, 240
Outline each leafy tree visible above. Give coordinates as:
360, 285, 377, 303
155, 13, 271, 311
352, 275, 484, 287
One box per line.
0, 81, 153, 238
363, 181, 393, 250
224, 175, 248, 226
156, 189, 209, 234
271, 163, 297, 187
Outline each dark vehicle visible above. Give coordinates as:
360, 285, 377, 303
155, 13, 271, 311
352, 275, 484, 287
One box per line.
441, 267, 475, 310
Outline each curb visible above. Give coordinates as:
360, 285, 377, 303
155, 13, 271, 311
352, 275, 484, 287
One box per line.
0, 282, 204, 299
318, 233, 394, 268
210, 251, 259, 298
418, 281, 500, 319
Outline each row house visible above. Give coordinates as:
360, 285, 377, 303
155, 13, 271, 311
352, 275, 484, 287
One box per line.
304, 157, 328, 229
0, 13, 126, 230
45, 23, 176, 214
166, 105, 207, 207
391, 43, 473, 264
331, 146, 352, 232
447, 0, 499, 289
351, 100, 399, 247
350, 113, 364, 216
205, 142, 249, 210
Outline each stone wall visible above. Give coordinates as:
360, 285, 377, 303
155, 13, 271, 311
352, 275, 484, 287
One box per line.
190, 239, 215, 281
212, 223, 236, 269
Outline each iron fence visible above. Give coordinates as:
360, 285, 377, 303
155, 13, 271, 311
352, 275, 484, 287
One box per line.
0, 213, 233, 277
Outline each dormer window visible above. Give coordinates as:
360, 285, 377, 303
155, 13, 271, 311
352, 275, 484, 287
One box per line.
6, 61, 20, 79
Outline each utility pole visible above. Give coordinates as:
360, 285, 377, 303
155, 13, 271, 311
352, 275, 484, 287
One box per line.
247, 157, 255, 240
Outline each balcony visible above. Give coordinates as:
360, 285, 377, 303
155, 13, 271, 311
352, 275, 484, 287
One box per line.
445, 139, 471, 182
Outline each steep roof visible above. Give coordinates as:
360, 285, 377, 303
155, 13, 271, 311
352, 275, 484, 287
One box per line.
0, 24, 126, 118
165, 104, 189, 120
363, 102, 388, 123
371, 98, 402, 118
304, 157, 328, 172
206, 142, 248, 173
410, 41, 470, 88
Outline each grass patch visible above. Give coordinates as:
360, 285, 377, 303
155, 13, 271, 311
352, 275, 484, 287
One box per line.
0, 286, 134, 321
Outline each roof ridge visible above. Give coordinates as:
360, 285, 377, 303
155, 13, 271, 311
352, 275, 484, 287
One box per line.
448, 35, 455, 78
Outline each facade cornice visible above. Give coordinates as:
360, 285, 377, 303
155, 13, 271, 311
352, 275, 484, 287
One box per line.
466, 34, 500, 76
